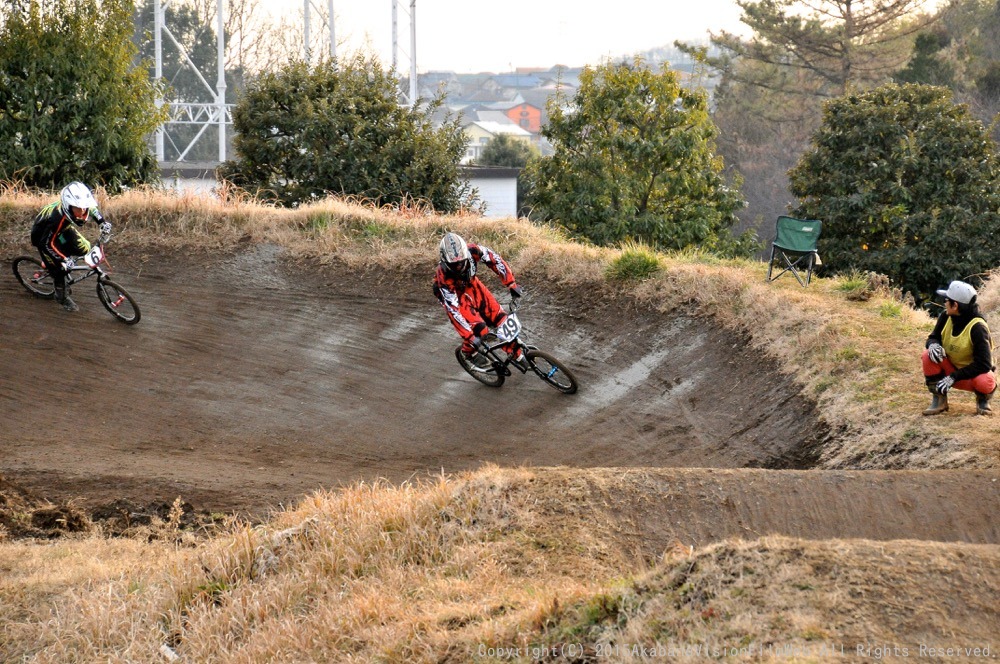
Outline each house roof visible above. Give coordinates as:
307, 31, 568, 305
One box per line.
519, 88, 565, 111
459, 166, 521, 179
474, 110, 517, 124
490, 74, 543, 89
484, 95, 543, 112
463, 121, 533, 137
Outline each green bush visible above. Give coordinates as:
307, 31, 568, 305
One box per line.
789, 83, 1000, 302
220, 54, 472, 211
523, 59, 755, 257
0, 0, 165, 191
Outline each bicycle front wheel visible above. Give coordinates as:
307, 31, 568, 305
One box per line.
12, 256, 55, 298
97, 277, 141, 325
526, 350, 578, 394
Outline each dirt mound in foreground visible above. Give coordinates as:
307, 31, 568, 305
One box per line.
3, 464, 996, 661
536, 536, 1000, 659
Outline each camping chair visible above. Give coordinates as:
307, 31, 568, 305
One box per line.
766, 216, 822, 287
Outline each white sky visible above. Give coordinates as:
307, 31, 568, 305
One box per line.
265, 1, 749, 73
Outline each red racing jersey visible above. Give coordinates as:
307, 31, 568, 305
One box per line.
433, 243, 517, 341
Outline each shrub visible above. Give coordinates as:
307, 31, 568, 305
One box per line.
789, 83, 1000, 302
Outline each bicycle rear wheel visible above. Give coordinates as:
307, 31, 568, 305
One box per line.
12, 256, 55, 298
455, 346, 504, 387
97, 277, 141, 325
526, 350, 578, 394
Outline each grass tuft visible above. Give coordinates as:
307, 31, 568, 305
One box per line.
605, 241, 663, 281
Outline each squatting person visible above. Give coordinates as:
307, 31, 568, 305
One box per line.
921, 280, 996, 416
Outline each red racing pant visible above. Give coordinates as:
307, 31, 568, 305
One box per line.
445, 280, 507, 353
921, 350, 996, 394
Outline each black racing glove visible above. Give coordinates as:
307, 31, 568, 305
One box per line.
509, 284, 523, 299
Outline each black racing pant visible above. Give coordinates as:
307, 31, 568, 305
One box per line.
31, 221, 90, 291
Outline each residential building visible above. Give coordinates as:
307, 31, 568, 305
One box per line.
461, 121, 533, 164
486, 97, 543, 133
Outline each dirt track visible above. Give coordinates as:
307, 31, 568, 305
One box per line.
2, 243, 999, 545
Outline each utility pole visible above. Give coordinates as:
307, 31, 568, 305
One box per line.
392, 0, 417, 105
216, 0, 226, 161
409, 0, 417, 105
329, 0, 336, 59
154, 0, 164, 161
304, 0, 310, 60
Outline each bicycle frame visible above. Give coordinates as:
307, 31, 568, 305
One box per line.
65, 243, 110, 286
477, 300, 534, 377
13, 241, 141, 324
453, 297, 577, 393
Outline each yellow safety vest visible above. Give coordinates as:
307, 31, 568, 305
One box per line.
942, 316, 993, 370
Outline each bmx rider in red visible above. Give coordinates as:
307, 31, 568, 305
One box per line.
432, 232, 524, 368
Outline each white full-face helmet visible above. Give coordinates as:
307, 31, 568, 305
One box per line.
439, 232, 475, 281
60, 181, 97, 223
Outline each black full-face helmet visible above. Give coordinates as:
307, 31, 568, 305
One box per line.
60, 181, 97, 224
439, 232, 476, 281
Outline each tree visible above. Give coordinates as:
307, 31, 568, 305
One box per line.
705, 58, 818, 249
133, 0, 287, 100
698, 0, 935, 101
891, 0, 1000, 143
0, 0, 165, 190
893, 31, 956, 87
679, 0, 935, 246
478, 135, 538, 168
522, 59, 754, 256
133, 0, 224, 104
788, 83, 1000, 301
219, 54, 472, 211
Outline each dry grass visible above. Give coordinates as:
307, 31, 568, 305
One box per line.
2, 187, 999, 660
2, 467, 997, 661
0, 466, 618, 662
532, 536, 1000, 661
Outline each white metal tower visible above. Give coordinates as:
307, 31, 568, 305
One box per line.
302, 0, 337, 62
392, 0, 417, 105
154, 0, 231, 167
154, 1, 417, 167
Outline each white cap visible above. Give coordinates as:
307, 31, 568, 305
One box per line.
936, 281, 977, 304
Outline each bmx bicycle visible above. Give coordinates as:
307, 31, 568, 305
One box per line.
455, 298, 578, 394
12, 243, 141, 325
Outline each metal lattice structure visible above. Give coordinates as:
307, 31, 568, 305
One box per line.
153, 0, 231, 167
156, 1, 415, 168
393, 0, 417, 106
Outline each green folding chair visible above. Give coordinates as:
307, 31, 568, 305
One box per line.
766, 216, 822, 286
